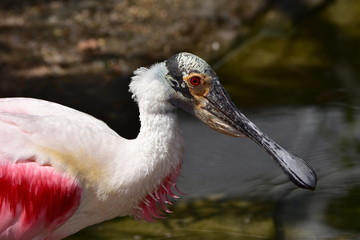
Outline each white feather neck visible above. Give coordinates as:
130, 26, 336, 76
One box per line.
114, 62, 184, 216
129, 62, 175, 114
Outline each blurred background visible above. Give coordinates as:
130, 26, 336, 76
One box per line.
1, 0, 360, 239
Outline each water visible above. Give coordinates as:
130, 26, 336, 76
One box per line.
67, 105, 360, 240
182, 105, 360, 239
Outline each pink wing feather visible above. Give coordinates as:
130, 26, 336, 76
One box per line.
0, 161, 81, 239
0, 98, 83, 239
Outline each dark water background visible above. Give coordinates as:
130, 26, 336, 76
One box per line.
1, 0, 360, 239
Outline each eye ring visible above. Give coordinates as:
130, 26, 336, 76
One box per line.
188, 76, 202, 87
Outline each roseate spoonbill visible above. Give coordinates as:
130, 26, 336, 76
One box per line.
0, 52, 317, 239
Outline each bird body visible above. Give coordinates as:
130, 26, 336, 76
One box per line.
0, 62, 183, 239
0, 53, 317, 239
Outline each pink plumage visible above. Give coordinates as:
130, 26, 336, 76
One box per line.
0, 96, 184, 239
135, 166, 182, 221
0, 161, 81, 239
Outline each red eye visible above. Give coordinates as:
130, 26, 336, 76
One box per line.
189, 76, 202, 86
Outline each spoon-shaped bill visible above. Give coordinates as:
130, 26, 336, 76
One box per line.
197, 82, 317, 190
230, 110, 317, 190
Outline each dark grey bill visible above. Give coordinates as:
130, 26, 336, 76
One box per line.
205, 82, 317, 190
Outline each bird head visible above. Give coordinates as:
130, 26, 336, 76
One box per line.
165, 52, 244, 137
164, 52, 317, 190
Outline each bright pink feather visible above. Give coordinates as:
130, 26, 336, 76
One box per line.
135, 166, 182, 221
0, 160, 81, 239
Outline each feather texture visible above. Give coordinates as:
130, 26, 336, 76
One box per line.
0, 161, 81, 240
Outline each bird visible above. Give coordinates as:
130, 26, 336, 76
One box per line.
0, 52, 317, 240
